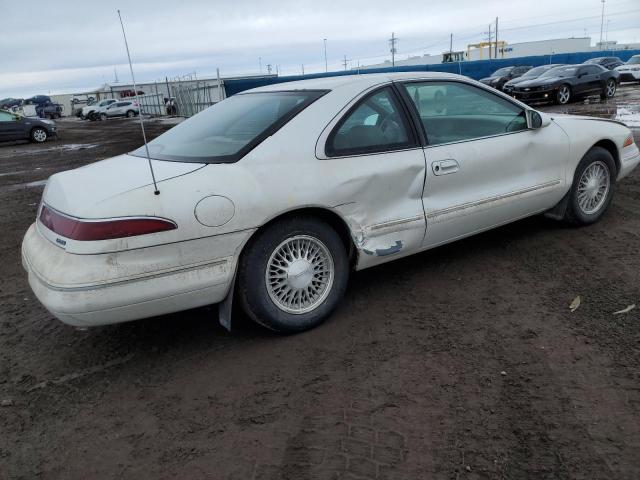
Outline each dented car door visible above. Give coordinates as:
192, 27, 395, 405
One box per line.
320, 85, 427, 268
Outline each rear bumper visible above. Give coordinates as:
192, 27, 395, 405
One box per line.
21, 224, 248, 327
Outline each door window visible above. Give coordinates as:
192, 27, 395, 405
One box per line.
327, 87, 413, 156
0, 111, 15, 122
403, 81, 527, 146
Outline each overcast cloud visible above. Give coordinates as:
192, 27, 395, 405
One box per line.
1, 0, 639, 98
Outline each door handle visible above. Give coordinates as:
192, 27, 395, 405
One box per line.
432, 159, 459, 176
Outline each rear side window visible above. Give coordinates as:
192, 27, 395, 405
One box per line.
326, 87, 413, 157
403, 81, 527, 146
131, 90, 327, 163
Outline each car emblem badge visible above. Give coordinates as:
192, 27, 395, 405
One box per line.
56, 238, 67, 246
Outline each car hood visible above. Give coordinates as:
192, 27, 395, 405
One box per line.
43, 154, 205, 217
504, 77, 529, 87
515, 77, 562, 88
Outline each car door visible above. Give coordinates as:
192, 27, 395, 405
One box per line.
583, 65, 604, 92
400, 80, 568, 248
0, 111, 24, 141
321, 85, 427, 267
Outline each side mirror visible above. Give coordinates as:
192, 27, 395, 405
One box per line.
527, 110, 551, 129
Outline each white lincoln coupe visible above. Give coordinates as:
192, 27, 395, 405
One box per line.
22, 73, 640, 332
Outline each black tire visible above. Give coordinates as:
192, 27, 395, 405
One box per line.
88, 112, 97, 121
556, 84, 571, 105
600, 79, 617, 100
30, 127, 48, 143
99, 113, 107, 121
238, 216, 349, 333
126, 110, 136, 118
564, 146, 616, 225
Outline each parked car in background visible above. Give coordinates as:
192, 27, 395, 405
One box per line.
21, 72, 639, 333
39, 102, 63, 119
102, 100, 140, 120
479, 65, 532, 90
615, 55, 640, 83
81, 99, 116, 120
583, 57, 624, 70
0, 98, 22, 110
511, 64, 619, 104
0, 109, 57, 143
502, 64, 565, 95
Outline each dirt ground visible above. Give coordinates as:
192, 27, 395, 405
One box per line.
1, 85, 640, 480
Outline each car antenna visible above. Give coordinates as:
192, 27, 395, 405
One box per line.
117, 9, 160, 195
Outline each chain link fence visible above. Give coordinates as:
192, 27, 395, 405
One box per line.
171, 81, 224, 117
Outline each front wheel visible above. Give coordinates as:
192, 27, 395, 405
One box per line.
99, 113, 107, 121
31, 127, 48, 143
564, 147, 616, 225
556, 84, 571, 105
601, 79, 616, 99
238, 216, 349, 333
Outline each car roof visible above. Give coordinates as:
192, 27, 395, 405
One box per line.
245, 71, 466, 93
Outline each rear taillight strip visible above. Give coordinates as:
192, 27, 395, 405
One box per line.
39, 205, 177, 241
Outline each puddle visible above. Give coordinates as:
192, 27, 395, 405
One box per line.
615, 105, 640, 127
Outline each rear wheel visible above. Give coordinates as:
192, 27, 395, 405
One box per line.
238, 216, 349, 333
601, 79, 616, 99
556, 84, 571, 105
126, 110, 136, 118
564, 146, 616, 225
99, 113, 107, 121
31, 127, 48, 143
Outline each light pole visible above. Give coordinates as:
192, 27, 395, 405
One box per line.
323, 38, 328, 72
599, 0, 605, 47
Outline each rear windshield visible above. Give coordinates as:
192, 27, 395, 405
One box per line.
131, 90, 327, 163
627, 56, 640, 65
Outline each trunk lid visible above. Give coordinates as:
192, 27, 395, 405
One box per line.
43, 154, 204, 217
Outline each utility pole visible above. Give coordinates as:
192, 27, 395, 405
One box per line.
323, 38, 328, 72
301, 64, 305, 75
495, 17, 499, 58
486, 23, 492, 59
259, 57, 262, 74
389, 32, 398, 66
266, 64, 272, 75
342, 54, 350, 70
450, 33, 453, 53
599, 0, 605, 47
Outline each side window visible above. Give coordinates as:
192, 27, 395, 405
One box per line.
327, 87, 413, 156
586, 66, 601, 75
0, 111, 15, 122
403, 81, 527, 146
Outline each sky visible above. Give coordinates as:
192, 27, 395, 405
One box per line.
1, 0, 639, 98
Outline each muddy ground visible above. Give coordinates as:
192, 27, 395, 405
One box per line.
1, 86, 640, 480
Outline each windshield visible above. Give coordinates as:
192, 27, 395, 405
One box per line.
584, 58, 602, 64
627, 56, 640, 65
491, 67, 512, 77
521, 65, 557, 78
131, 90, 327, 163
540, 66, 579, 78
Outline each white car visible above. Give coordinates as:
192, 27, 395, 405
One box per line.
615, 55, 640, 83
22, 73, 640, 332
81, 99, 116, 120
101, 100, 140, 120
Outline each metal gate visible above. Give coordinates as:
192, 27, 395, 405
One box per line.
136, 93, 165, 116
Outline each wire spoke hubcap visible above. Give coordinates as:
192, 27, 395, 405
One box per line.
266, 235, 334, 314
577, 161, 610, 215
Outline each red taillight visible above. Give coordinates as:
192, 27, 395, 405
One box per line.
39, 205, 177, 241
